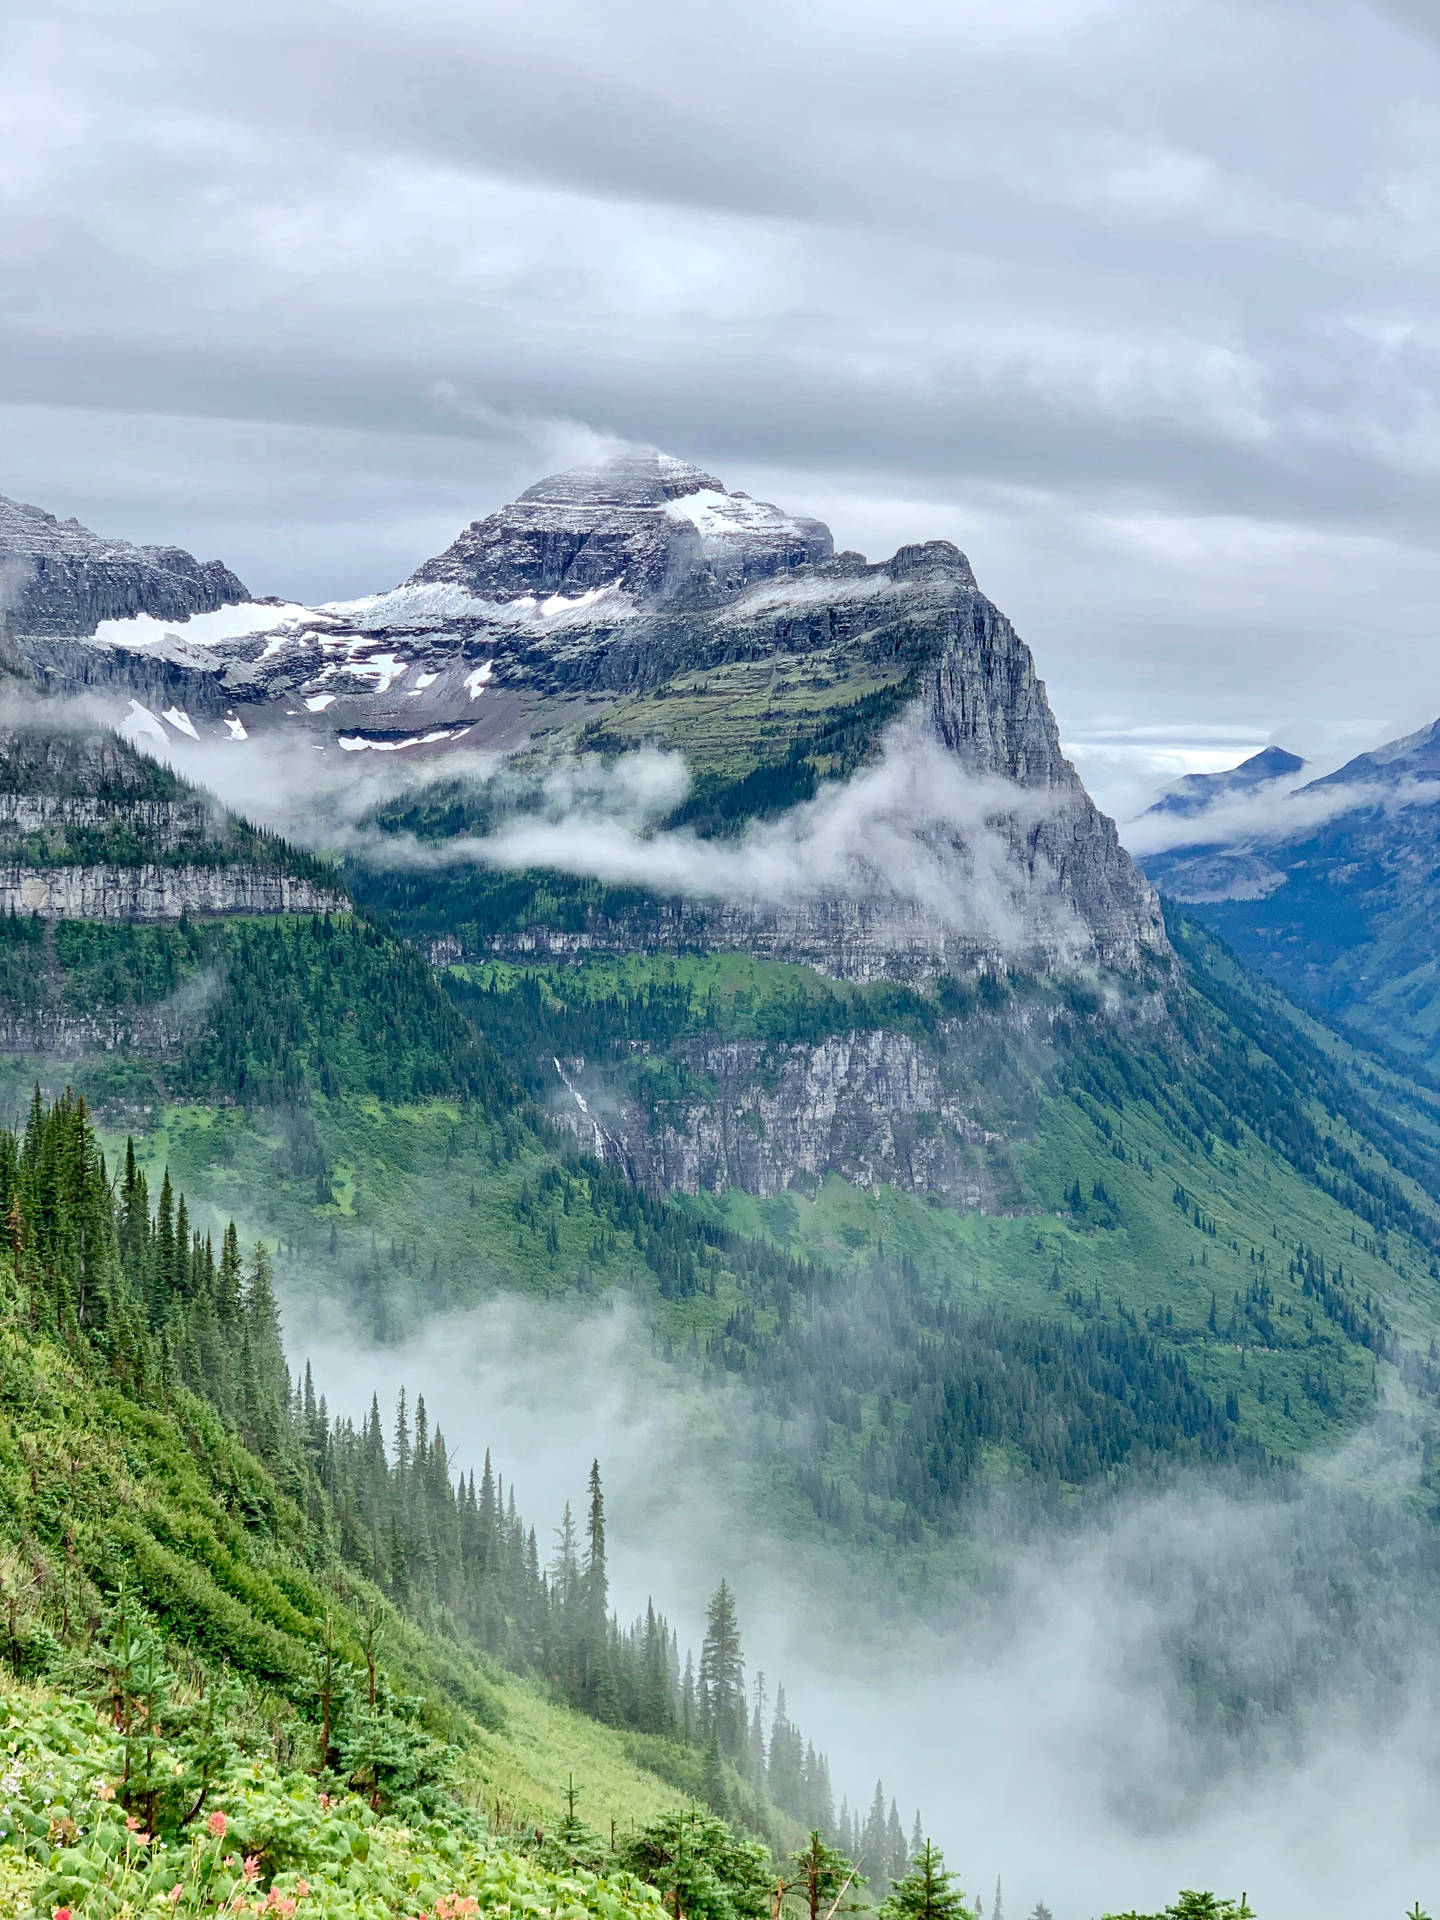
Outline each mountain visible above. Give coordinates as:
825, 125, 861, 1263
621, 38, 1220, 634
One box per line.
0, 491, 249, 638
9, 455, 1440, 1508
1140, 719, 1440, 1069
1145, 744, 1305, 818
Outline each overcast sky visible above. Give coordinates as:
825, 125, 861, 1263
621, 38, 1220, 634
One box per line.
6, 0, 1440, 814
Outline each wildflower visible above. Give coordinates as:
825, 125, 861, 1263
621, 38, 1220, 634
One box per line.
97, 1782, 115, 1800
243, 1855, 261, 1882
171, 1889, 184, 1905
209, 1808, 229, 1838
318, 1792, 333, 1811
136, 1831, 152, 1846
53, 1908, 73, 1920
295, 1882, 310, 1898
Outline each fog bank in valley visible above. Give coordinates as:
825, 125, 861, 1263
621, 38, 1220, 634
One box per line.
284, 1287, 1440, 1920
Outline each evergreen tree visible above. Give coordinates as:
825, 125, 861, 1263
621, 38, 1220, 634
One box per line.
783, 1831, 864, 1920
879, 1843, 976, 1920
699, 1581, 746, 1758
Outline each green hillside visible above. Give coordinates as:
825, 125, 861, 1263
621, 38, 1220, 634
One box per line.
0, 1090, 891, 1917
17, 882, 1440, 1542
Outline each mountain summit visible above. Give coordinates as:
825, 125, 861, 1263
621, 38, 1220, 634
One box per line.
411, 448, 833, 602
15, 450, 1165, 978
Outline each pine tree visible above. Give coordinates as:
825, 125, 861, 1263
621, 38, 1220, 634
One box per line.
699, 1581, 745, 1757
879, 1842, 975, 1920
784, 1830, 864, 1920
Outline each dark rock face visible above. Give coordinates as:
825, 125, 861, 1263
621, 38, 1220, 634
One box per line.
0, 494, 249, 638
410, 449, 832, 603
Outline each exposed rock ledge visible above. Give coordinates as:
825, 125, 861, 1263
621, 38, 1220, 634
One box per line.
0, 864, 348, 919
552, 1028, 1022, 1205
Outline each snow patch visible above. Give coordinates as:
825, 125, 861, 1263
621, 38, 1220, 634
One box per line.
223, 715, 248, 741
161, 707, 199, 740
665, 488, 809, 543
320, 581, 493, 631
305, 693, 337, 712
341, 652, 407, 693
120, 700, 169, 748
465, 661, 494, 699
89, 601, 315, 651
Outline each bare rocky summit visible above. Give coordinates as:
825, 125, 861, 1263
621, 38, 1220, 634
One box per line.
412, 449, 833, 602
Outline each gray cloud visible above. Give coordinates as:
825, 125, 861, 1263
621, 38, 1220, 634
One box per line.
8, 0, 1440, 788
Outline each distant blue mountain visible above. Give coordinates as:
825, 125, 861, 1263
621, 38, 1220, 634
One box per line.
1146, 744, 1306, 818
1141, 723, 1440, 1069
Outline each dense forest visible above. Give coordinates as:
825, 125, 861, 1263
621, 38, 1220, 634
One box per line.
1, 1090, 873, 1839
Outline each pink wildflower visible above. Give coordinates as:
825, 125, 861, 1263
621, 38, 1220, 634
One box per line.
171, 1889, 184, 1905
243, 1855, 261, 1883
125, 1815, 141, 1830
96, 1783, 115, 1801
209, 1809, 229, 1838
295, 1882, 310, 1899
53, 1908, 73, 1920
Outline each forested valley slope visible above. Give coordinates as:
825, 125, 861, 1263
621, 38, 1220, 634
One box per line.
3, 455, 1440, 1914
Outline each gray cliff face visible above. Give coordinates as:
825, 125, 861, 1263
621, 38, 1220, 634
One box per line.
21, 636, 237, 716
1, 494, 249, 638
459, 856, 1161, 982
0, 793, 219, 845
0, 865, 345, 919
0, 1001, 198, 1061
0, 713, 348, 923
554, 1028, 1016, 1204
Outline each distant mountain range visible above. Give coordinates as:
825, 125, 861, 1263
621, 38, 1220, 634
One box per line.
1140, 724, 1440, 1069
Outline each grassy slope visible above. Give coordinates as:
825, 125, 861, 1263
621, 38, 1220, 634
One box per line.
0, 1311, 765, 1857
575, 653, 910, 778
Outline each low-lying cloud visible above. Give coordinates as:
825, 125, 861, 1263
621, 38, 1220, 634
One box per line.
1125, 771, 1440, 860
347, 722, 1094, 957
284, 1282, 1440, 1920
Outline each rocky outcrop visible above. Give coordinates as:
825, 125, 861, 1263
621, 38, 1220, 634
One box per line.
1, 494, 248, 638
0, 793, 218, 845
467, 856, 1160, 982
20, 635, 237, 715
0, 1001, 199, 1060
552, 1028, 1011, 1203
0, 864, 346, 919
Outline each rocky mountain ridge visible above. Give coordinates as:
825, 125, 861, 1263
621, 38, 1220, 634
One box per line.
0, 709, 346, 928
1, 492, 249, 638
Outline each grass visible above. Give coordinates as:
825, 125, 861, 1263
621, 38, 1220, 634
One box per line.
577, 655, 910, 779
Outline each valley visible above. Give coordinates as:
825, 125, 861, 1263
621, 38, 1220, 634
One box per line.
3, 453, 1440, 1916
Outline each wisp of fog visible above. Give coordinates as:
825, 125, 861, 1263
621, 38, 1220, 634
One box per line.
148, 714, 1093, 959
